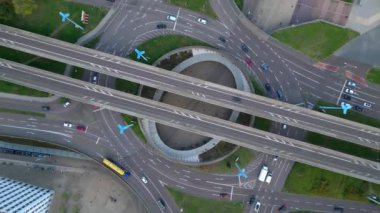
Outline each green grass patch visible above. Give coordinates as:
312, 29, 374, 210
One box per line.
366, 67, 380, 85
305, 100, 380, 162
317, 100, 380, 128
198, 146, 254, 173
0, 0, 107, 43
115, 79, 139, 95
121, 114, 147, 143
283, 163, 380, 202
250, 77, 266, 96
129, 35, 209, 65
71, 67, 85, 80
253, 117, 272, 131
0, 1, 107, 95
250, 77, 273, 132
0, 47, 67, 75
167, 187, 245, 213
341, 0, 353, 3
272, 21, 359, 60
0, 80, 50, 97
167, 0, 217, 18
0, 108, 45, 117
234, 0, 244, 10
306, 133, 380, 162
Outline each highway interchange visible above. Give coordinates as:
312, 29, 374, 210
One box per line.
0, 0, 379, 212
0, 21, 379, 150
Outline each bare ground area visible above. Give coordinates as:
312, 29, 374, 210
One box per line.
156, 61, 236, 150
0, 153, 147, 213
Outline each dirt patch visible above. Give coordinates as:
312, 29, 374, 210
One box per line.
0, 154, 147, 213
156, 61, 236, 150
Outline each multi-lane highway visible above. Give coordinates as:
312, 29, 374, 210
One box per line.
1, 59, 379, 185
0, 25, 379, 150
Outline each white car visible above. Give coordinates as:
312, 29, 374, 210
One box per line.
344, 88, 354, 94
347, 80, 356, 87
167, 15, 177, 22
63, 122, 73, 128
254, 201, 261, 212
281, 124, 287, 130
63, 101, 71, 108
141, 176, 148, 184
363, 102, 372, 108
273, 156, 278, 161
197, 17, 207, 24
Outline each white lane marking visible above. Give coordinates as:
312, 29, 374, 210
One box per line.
173, 8, 180, 31
230, 186, 233, 201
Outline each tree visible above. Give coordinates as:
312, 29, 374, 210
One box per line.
12, 0, 37, 17
0, 0, 15, 21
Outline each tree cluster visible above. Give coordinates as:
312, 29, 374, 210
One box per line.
0, 0, 37, 21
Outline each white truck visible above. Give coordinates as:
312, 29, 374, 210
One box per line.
258, 165, 268, 182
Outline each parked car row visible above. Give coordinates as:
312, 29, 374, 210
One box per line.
342, 80, 372, 112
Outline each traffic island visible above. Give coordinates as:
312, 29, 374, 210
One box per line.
140, 47, 252, 164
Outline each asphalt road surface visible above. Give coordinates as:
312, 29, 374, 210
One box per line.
1, 59, 379, 185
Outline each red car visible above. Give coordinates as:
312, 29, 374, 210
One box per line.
76, 125, 87, 132
245, 58, 254, 68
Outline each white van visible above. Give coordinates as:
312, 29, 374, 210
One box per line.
167, 15, 177, 22
265, 173, 272, 183
258, 166, 268, 182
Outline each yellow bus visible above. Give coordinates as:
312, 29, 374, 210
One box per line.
102, 158, 130, 179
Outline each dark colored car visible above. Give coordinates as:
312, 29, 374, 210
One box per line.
276, 89, 284, 99
156, 23, 167, 29
260, 63, 269, 71
232, 96, 241, 102
342, 94, 351, 100
264, 83, 271, 92
157, 198, 166, 209
333, 206, 344, 213
245, 58, 254, 67
247, 195, 255, 205
219, 193, 229, 199
41, 106, 50, 111
278, 204, 286, 211
218, 36, 226, 43
76, 125, 87, 132
241, 44, 249, 53
353, 105, 363, 112
106, 0, 115, 2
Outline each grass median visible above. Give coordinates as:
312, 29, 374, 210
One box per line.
272, 21, 358, 60
167, 0, 217, 18
167, 187, 245, 213
121, 114, 147, 143
366, 67, 380, 85
0, 80, 50, 97
306, 100, 380, 162
0, 108, 45, 117
284, 163, 380, 202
